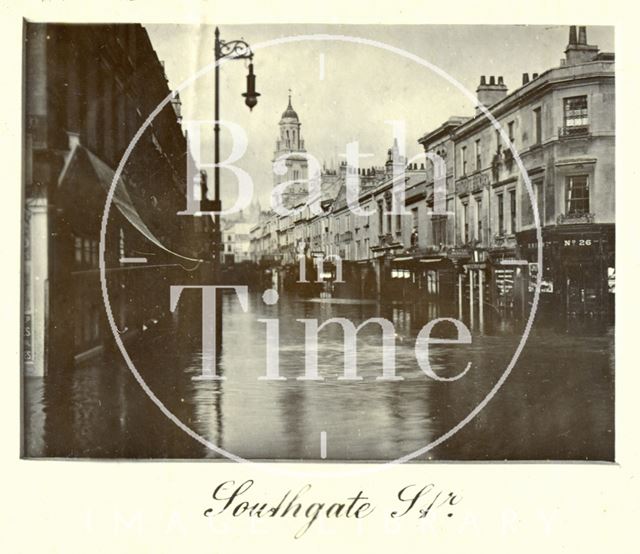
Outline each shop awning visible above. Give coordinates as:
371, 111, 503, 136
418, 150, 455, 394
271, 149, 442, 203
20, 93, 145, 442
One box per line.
60, 145, 201, 262
419, 258, 442, 263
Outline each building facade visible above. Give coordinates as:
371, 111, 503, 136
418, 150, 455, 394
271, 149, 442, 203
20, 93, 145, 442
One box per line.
450, 25, 614, 318
23, 23, 213, 377
249, 26, 614, 318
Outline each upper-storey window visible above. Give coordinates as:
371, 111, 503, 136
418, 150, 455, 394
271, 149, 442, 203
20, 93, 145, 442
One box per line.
533, 107, 542, 145
461, 146, 467, 175
564, 96, 589, 128
566, 175, 590, 215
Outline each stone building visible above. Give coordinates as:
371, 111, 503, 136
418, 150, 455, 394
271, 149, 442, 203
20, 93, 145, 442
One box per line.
23, 23, 213, 377
449, 25, 614, 318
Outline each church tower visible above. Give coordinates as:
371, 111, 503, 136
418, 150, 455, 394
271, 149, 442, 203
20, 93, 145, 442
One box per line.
273, 91, 308, 196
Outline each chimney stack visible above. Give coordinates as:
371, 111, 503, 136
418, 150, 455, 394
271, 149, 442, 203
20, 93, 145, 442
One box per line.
476, 75, 508, 113
565, 25, 599, 65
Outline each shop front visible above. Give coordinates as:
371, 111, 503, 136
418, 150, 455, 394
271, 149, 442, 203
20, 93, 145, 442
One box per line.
517, 224, 615, 317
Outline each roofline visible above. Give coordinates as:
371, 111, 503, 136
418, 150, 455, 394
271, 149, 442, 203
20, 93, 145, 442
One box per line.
453, 59, 614, 140
418, 116, 470, 146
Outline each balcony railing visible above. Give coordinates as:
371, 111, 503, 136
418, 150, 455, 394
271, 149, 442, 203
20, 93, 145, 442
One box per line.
557, 212, 595, 225
559, 125, 590, 138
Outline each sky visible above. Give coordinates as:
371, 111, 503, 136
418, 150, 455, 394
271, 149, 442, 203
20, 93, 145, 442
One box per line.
145, 24, 614, 212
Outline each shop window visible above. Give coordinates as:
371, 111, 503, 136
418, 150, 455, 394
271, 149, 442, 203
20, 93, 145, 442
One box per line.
566, 175, 590, 215
608, 267, 615, 294
90, 241, 98, 268
74, 236, 83, 265
119, 228, 125, 261
391, 268, 411, 279
426, 270, 438, 294
83, 238, 91, 266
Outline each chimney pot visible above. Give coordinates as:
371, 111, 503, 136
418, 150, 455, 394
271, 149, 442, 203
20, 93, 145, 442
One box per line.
489, 76, 496, 85
578, 26, 587, 45
569, 25, 578, 45
532, 72, 539, 79
498, 76, 504, 85
522, 72, 530, 85
480, 75, 486, 86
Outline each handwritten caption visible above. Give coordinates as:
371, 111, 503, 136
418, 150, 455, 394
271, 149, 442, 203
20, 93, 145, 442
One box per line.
203, 479, 462, 539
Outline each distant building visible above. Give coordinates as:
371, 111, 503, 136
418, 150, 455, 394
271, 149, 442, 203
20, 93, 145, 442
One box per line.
222, 222, 253, 264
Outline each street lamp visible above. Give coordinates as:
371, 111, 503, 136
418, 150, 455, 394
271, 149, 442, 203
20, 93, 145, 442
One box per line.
213, 27, 259, 272
242, 63, 260, 110
209, 27, 258, 358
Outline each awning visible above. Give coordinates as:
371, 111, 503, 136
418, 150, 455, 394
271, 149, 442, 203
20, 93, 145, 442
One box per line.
393, 256, 414, 262
419, 258, 442, 263
61, 145, 201, 262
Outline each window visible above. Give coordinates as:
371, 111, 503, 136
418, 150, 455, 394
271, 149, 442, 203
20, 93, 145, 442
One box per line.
461, 146, 467, 175
293, 169, 299, 180
508, 121, 515, 143
564, 96, 588, 128
497, 193, 505, 235
533, 179, 544, 223
426, 270, 438, 294
476, 198, 483, 241
432, 217, 445, 247
83, 238, 91, 265
119, 229, 125, 261
378, 200, 384, 233
509, 189, 517, 233
475, 139, 481, 170
396, 213, 402, 234
496, 129, 502, 156
566, 175, 590, 215
463, 202, 469, 243
412, 207, 418, 229
75, 237, 83, 265
533, 107, 542, 144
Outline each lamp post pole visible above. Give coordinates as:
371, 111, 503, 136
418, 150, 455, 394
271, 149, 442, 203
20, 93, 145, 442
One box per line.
210, 27, 259, 349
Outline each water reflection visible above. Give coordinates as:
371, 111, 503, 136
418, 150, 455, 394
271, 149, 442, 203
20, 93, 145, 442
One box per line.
23, 292, 614, 461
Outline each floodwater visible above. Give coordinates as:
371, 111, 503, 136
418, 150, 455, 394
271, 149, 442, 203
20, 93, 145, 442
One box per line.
23, 291, 614, 461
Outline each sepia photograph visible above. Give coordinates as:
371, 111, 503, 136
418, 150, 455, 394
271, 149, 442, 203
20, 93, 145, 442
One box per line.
21, 22, 615, 462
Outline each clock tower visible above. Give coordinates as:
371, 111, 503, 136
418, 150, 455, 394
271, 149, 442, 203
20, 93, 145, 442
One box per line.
273, 91, 308, 199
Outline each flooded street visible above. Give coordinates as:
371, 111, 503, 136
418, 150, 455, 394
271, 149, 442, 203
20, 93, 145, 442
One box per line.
24, 292, 614, 461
